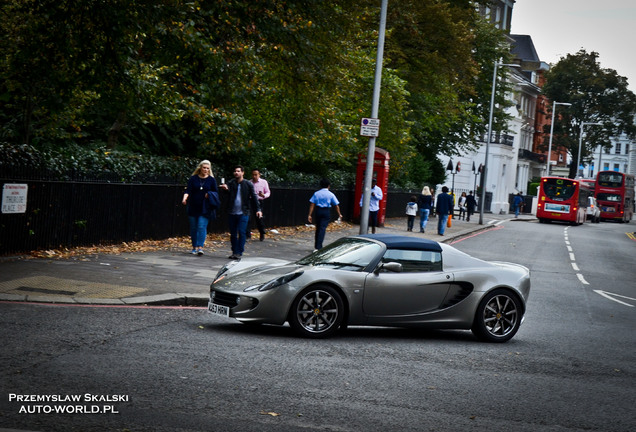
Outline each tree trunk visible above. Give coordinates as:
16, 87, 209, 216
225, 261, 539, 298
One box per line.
107, 112, 126, 149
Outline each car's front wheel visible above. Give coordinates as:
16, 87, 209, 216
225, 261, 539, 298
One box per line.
471, 289, 523, 343
289, 285, 344, 338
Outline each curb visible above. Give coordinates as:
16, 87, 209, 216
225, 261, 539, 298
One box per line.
0, 293, 209, 307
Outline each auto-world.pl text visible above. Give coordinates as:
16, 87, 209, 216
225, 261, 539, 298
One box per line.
8, 394, 127, 414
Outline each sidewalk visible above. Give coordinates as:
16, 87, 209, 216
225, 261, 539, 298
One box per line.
0, 213, 534, 306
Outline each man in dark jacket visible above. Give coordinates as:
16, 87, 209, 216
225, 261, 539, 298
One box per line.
465, 191, 477, 222
219, 165, 262, 259
435, 186, 454, 235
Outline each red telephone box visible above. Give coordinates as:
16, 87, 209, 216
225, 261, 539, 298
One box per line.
354, 147, 390, 225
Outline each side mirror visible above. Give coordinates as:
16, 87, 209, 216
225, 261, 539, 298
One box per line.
375, 262, 402, 274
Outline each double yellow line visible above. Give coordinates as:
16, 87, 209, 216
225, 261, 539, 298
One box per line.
627, 232, 636, 241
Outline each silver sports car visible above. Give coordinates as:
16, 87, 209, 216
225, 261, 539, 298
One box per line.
208, 234, 531, 342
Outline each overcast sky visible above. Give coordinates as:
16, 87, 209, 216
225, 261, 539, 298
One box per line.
511, 0, 636, 92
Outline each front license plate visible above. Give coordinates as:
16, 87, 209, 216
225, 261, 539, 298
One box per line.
208, 302, 230, 317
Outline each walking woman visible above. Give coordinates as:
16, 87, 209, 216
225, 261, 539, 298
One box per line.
182, 160, 218, 256
417, 186, 433, 233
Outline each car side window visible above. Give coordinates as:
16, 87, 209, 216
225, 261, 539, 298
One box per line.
381, 249, 442, 272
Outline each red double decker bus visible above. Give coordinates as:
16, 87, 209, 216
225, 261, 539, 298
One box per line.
537, 177, 591, 225
595, 171, 635, 223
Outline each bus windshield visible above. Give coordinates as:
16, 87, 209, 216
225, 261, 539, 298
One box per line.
597, 172, 623, 188
543, 178, 576, 201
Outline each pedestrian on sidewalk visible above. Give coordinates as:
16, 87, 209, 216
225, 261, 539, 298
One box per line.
405, 195, 418, 231
458, 192, 467, 220
359, 178, 383, 234
219, 165, 262, 260
465, 191, 477, 222
308, 178, 342, 250
247, 168, 270, 241
513, 192, 524, 218
417, 186, 433, 233
182, 160, 219, 256
435, 186, 453, 236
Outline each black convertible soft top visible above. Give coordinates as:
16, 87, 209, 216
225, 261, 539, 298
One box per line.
358, 234, 442, 252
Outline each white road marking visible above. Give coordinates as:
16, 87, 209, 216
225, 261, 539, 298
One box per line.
576, 274, 589, 285
564, 227, 589, 288
593, 290, 635, 307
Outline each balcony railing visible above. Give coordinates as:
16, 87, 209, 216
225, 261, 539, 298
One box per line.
477, 133, 514, 146
518, 148, 545, 163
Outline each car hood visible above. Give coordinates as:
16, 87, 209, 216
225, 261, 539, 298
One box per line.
212, 258, 304, 292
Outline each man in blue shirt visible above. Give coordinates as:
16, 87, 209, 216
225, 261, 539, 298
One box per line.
435, 186, 454, 236
513, 192, 524, 218
308, 179, 343, 250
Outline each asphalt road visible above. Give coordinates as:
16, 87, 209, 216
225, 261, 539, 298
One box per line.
1, 218, 634, 432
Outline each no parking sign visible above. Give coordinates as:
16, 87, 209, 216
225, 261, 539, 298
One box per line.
2, 183, 28, 214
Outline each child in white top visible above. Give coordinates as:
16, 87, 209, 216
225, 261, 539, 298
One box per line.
405, 195, 418, 231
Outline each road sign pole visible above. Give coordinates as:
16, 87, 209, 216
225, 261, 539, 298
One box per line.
360, 0, 388, 234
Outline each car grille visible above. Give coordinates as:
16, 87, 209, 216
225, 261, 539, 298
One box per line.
210, 290, 240, 307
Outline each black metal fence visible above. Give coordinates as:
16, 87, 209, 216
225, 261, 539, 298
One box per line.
1, 176, 425, 255
1, 171, 504, 255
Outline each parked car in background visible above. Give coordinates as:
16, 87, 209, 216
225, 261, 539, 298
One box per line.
208, 234, 531, 342
587, 197, 601, 223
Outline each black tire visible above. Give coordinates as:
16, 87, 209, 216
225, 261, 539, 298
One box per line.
471, 289, 523, 343
288, 285, 344, 338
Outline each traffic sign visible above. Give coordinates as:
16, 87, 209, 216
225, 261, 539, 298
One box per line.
360, 118, 380, 137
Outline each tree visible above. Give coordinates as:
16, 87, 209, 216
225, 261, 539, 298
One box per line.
380, 0, 512, 184
1, 0, 511, 186
542, 50, 636, 178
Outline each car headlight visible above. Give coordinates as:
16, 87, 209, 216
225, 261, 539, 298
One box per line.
214, 261, 239, 283
244, 271, 304, 292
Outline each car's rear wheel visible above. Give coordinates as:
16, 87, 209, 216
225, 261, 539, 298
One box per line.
289, 285, 344, 338
471, 289, 522, 343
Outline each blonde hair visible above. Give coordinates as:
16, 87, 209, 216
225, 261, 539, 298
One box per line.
193, 160, 214, 177
421, 186, 431, 196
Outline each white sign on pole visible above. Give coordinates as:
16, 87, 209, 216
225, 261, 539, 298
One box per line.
360, 118, 380, 137
2, 183, 28, 214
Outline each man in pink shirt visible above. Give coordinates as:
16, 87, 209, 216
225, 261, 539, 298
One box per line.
248, 168, 271, 241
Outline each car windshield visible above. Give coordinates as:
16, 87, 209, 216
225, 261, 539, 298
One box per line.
296, 237, 382, 271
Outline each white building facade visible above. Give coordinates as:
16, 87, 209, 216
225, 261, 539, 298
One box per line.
580, 132, 635, 179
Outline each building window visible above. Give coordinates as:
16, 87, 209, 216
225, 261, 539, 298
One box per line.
613, 164, 620, 171
615, 142, 621, 154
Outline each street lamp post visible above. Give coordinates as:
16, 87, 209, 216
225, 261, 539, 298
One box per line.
359, 0, 388, 234
577, 121, 603, 177
479, 61, 520, 225
546, 101, 572, 176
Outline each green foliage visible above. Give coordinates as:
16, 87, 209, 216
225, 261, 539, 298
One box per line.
0, 142, 200, 183
1, 0, 511, 187
542, 50, 636, 178
527, 182, 540, 196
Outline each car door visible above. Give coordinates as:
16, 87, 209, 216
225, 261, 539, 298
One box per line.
362, 248, 452, 317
